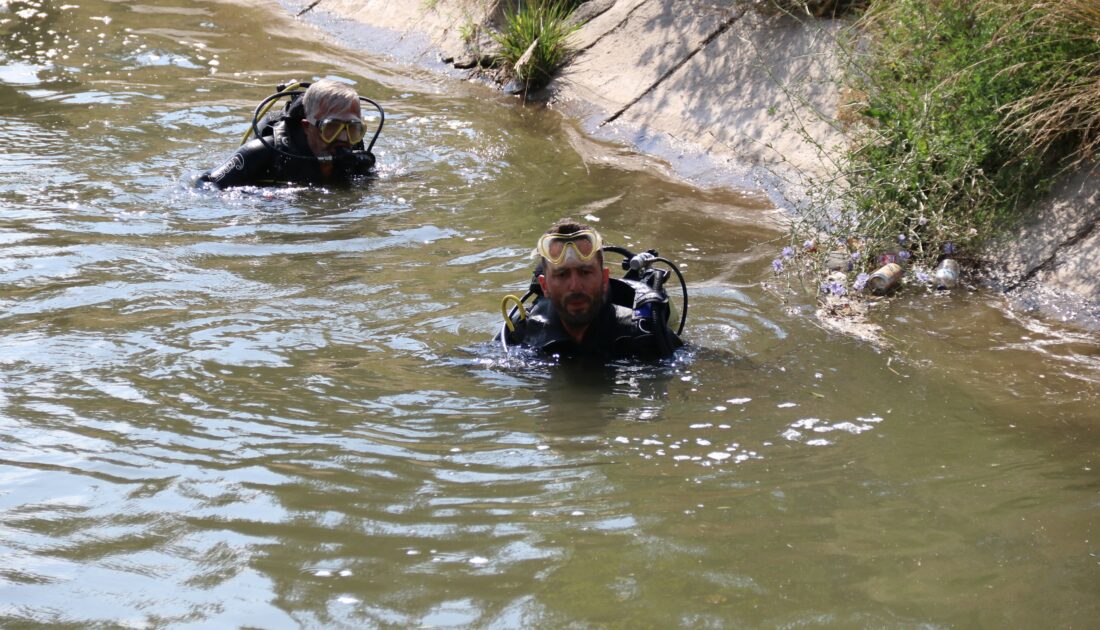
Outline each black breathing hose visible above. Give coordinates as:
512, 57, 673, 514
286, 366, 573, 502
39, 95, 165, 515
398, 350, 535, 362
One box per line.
650, 307, 675, 358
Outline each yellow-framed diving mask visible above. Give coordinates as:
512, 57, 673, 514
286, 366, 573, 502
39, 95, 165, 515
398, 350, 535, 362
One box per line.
535, 229, 603, 266
316, 117, 366, 144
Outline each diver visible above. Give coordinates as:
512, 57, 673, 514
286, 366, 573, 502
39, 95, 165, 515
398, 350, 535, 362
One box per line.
496, 218, 687, 361
198, 78, 383, 188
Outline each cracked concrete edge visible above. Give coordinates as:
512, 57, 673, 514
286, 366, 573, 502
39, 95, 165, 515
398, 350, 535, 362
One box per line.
567, 0, 650, 53
985, 163, 1100, 309
1011, 215, 1097, 291
288, 0, 503, 64
549, 5, 847, 209
601, 7, 749, 125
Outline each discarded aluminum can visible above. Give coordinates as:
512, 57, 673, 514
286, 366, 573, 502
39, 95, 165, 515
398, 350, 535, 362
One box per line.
934, 259, 959, 290
865, 262, 904, 295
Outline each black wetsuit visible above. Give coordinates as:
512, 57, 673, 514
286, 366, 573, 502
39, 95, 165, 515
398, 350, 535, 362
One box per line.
198, 120, 374, 189
499, 297, 682, 361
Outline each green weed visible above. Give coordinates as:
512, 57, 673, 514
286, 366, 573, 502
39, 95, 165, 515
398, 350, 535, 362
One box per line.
493, 0, 579, 90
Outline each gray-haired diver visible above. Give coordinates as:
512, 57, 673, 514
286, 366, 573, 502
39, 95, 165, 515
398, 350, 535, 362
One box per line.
497, 218, 687, 361
199, 78, 382, 188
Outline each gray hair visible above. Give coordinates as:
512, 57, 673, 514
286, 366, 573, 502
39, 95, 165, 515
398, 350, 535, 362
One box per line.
302, 79, 359, 122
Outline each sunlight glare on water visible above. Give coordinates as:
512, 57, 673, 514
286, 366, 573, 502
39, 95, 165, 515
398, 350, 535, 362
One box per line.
0, 0, 1097, 627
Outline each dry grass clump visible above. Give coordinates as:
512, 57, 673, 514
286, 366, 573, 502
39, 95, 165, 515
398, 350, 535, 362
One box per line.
995, 0, 1100, 170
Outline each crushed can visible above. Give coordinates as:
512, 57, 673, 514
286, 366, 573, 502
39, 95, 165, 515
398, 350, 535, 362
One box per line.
865, 262, 903, 295
934, 259, 959, 290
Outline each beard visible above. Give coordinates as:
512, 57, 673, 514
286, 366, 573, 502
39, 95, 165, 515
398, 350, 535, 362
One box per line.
554, 290, 604, 329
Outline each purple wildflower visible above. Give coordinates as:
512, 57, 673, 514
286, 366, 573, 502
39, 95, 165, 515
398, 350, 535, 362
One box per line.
781, 246, 794, 259
803, 240, 815, 251
853, 273, 870, 291
850, 251, 862, 260
916, 271, 930, 283
772, 258, 784, 273
898, 250, 911, 261
820, 281, 847, 296
944, 242, 956, 255
898, 234, 906, 243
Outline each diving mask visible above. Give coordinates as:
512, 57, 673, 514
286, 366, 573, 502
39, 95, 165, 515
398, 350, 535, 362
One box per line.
317, 117, 365, 144
536, 229, 603, 265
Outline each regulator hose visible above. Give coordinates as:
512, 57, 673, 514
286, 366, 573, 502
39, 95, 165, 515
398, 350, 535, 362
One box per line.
650, 305, 675, 358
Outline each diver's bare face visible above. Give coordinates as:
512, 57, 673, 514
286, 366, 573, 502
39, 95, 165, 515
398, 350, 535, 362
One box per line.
303, 99, 362, 159
538, 257, 610, 336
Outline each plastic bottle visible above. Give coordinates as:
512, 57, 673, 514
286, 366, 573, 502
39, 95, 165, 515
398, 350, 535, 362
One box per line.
934, 259, 959, 290
865, 262, 903, 295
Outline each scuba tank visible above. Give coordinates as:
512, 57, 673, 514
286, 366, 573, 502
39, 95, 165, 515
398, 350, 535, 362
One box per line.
499, 244, 688, 358
242, 81, 384, 178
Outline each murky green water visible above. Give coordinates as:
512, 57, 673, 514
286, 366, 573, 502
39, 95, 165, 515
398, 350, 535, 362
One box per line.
1, 1, 1097, 627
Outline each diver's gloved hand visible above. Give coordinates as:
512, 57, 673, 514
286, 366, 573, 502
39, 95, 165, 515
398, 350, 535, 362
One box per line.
332, 146, 376, 177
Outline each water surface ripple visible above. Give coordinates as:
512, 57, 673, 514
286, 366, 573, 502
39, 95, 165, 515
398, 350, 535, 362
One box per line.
0, 0, 1097, 627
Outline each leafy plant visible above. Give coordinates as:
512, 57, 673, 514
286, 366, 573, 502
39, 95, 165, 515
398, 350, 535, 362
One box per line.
493, 0, 579, 90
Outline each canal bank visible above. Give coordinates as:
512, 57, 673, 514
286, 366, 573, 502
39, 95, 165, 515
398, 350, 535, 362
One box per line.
281, 0, 1099, 328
